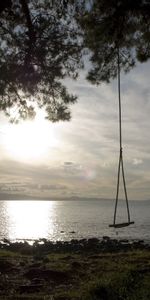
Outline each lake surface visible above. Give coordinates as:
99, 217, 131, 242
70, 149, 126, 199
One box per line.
0, 200, 149, 242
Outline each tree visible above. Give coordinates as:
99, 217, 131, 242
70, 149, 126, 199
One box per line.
0, 0, 84, 122
80, 0, 150, 84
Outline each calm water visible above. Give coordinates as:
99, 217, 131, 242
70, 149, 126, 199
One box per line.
0, 200, 149, 242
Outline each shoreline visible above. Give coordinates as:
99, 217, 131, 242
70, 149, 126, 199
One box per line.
1, 236, 150, 253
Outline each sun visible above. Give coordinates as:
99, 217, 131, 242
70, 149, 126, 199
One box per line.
2, 118, 59, 163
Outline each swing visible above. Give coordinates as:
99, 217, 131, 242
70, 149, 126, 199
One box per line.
109, 49, 134, 229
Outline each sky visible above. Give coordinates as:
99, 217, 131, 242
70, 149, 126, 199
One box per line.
0, 60, 150, 200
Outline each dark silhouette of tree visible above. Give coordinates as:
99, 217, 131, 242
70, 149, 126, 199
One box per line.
80, 0, 150, 84
1, 0, 149, 122
0, 0, 83, 122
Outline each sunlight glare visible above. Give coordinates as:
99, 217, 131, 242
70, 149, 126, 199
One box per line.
2, 119, 59, 162
6, 201, 55, 240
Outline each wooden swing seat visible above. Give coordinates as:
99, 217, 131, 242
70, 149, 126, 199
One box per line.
109, 221, 134, 228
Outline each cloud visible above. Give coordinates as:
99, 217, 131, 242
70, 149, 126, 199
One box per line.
0, 184, 25, 192
64, 161, 74, 166
63, 161, 82, 171
38, 184, 67, 191
132, 158, 143, 166
0, 61, 150, 200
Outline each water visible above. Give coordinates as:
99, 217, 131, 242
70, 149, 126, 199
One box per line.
0, 200, 149, 242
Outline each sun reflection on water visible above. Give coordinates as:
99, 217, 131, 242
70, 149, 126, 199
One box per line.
6, 201, 55, 240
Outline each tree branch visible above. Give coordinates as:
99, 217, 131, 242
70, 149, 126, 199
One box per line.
19, 0, 35, 43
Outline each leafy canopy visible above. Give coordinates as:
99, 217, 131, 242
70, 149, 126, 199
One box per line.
80, 0, 150, 84
1, 0, 150, 122
0, 0, 83, 122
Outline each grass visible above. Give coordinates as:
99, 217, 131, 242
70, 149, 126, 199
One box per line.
0, 242, 149, 299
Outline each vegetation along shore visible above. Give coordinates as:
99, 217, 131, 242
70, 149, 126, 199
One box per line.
0, 237, 150, 299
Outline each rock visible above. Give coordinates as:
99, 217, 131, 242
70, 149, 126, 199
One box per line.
3, 238, 10, 244
25, 268, 70, 283
71, 261, 81, 269
0, 259, 14, 273
103, 236, 110, 241
121, 239, 129, 243
19, 284, 43, 294
60, 255, 73, 261
88, 238, 99, 244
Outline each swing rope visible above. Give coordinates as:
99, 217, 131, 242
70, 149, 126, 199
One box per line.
109, 48, 134, 228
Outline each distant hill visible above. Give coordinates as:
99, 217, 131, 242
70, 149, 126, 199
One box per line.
0, 193, 42, 201
0, 193, 149, 202
0, 193, 113, 201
